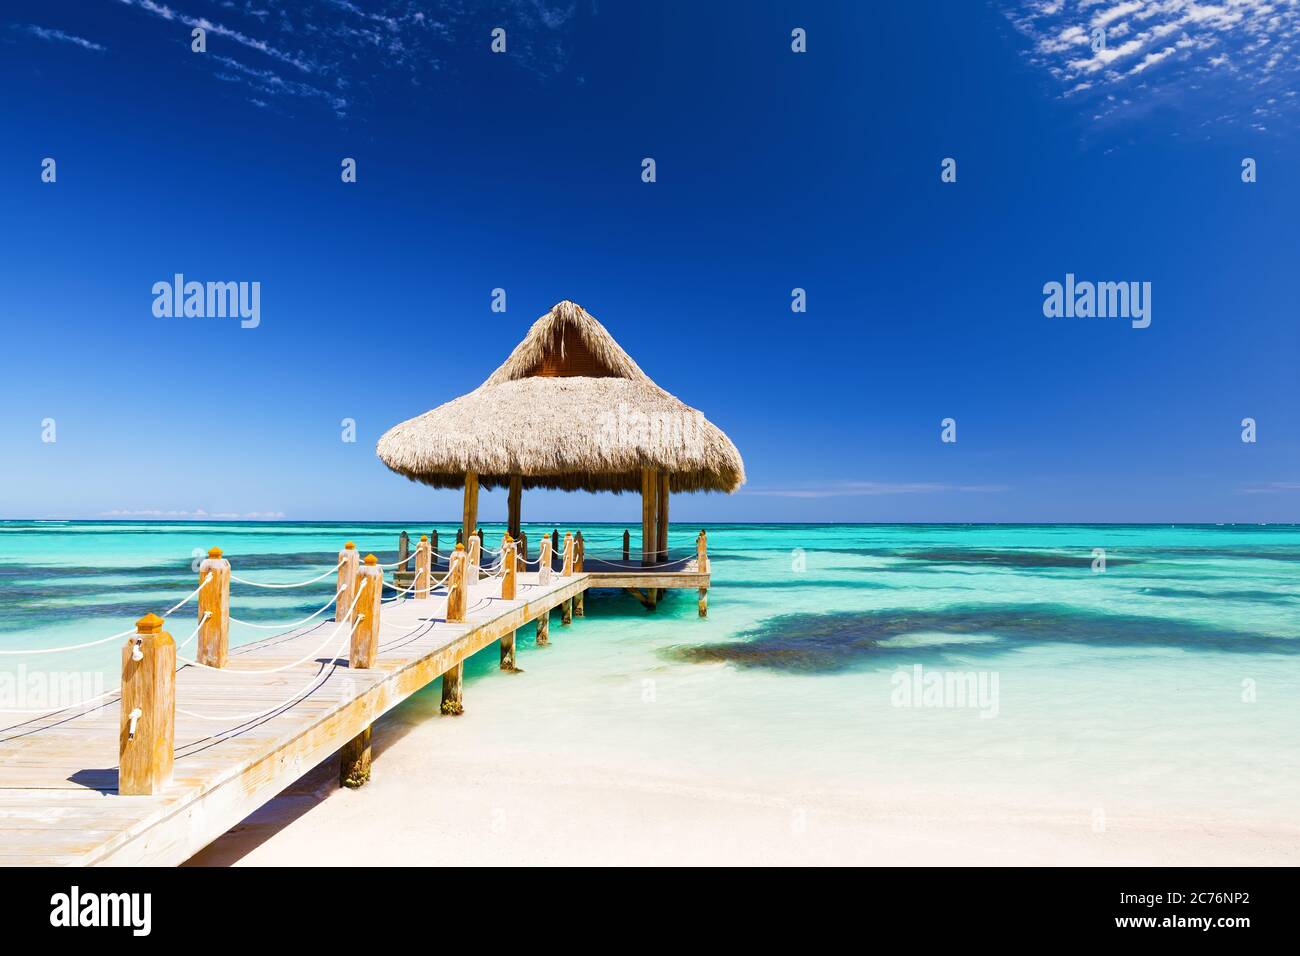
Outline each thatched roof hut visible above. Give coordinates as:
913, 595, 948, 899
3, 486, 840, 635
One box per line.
376, 300, 744, 559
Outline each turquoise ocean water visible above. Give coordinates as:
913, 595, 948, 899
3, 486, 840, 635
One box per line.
3, 521, 1298, 824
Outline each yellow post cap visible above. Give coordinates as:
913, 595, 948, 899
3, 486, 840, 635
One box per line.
207, 546, 223, 558
502, 532, 512, 543
420, 534, 428, 541
364, 554, 377, 566
136, 612, 164, 634
455, 543, 465, 551
344, 541, 355, 550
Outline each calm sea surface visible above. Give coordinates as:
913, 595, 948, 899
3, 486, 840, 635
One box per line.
3, 521, 1298, 821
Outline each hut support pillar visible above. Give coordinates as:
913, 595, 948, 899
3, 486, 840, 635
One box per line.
656, 473, 670, 600
641, 468, 658, 568
462, 471, 479, 547
508, 475, 522, 538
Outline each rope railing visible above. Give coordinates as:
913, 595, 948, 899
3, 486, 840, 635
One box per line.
228, 588, 341, 630
229, 559, 344, 589
175, 580, 369, 676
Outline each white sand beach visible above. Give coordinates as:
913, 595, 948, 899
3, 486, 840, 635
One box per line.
189, 652, 1300, 867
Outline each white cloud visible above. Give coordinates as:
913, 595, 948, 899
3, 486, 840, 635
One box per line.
22, 25, 106, 51
1003, 0, 1300, 128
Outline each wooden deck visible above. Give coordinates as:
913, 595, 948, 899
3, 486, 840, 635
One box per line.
0, 563, 707, 866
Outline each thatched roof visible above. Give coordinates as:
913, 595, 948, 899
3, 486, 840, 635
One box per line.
376, 300, 745, 494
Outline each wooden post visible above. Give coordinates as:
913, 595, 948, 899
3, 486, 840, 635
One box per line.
538, 535, 552, 585
657, 473, 670, 563
440, 661, 464, 716
397, 531, 410, 573
197, 546, 230, 668
501, 535, 517, 601
350, 555, 382, 669
441, 547, 468, 716
336, 542, 359, 623
623, 529, 630, 562
339, 726, 372, 789
574, 532, 585, 617
430, 529, 439, 557
508, 474, 522, 538
697, 530, 709, 618
456, 528, 464, 546
462, 471, 479, 561
517, 530, 528, 571
414, 535, 431, 599
446, 544, 466, 623
562, 532, 574, 576
551, 528, 559, 554
500, 536, 518, 671
536, 609, 550, 646
119, 613, 175, 796
467, 534, 481, 584
641, 467, 658, 567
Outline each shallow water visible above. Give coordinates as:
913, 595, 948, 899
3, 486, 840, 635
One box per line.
3, 521, 1298, 824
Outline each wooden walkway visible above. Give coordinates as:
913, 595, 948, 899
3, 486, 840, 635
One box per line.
0, 560, 706, 866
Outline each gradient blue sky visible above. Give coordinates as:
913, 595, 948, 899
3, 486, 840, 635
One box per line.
1, 0, 1296, 524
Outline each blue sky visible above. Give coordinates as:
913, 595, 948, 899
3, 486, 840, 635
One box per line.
1, 0, 1296, 524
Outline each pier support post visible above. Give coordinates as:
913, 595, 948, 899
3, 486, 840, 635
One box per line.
500, 542, 519, 670
197, 547, 230, 668
536, 610, 550, 646
446, 544, 466, 623
501, 536, 517, 601
415, 535, 431, 599
467, 534, 481, 584
574, 532, 585, 617
538, 536, 552, 585
337, 542, 359, 623
339, 726, 372, 788
561, 598, 573, 626
697, 531, 709, 618
350, 555, 382, 669
441, 662, 464, 715
397, 530, 410, 574
119, 613, 175, 796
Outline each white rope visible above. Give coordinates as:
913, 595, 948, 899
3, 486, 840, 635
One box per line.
228, 589, 340, 630
0, 684, 123, 715
0, 573, 213, 657
162, 573, 213, 617
175, 617, 362, 723
175, 581, 368, 676
177, 612, 211, 652
230, 559, 344, 589
0, 625, 136, 657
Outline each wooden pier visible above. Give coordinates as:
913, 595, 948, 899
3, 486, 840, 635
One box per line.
0, 533, 708, 866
